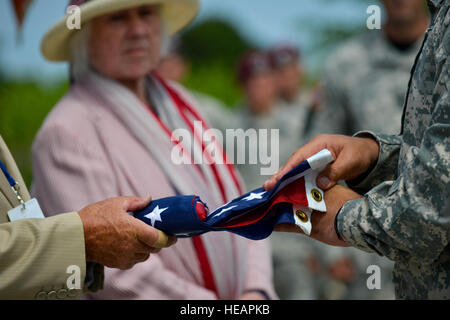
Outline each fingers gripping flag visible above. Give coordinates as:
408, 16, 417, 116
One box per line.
133, 149, 334, 240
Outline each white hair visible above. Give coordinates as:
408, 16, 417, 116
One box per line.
69, 6, 168, 83
69, 24, 91, 83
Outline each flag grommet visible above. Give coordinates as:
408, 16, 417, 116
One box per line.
311, 189, 322, 202
295, 210, 308, 223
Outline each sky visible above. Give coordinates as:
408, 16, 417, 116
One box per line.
0, 0, 374, 83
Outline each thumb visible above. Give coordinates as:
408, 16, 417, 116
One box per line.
152, 230, 177, 248
133, 218, 177, 248
316, 171, 336, 190
316, 158, 347, 190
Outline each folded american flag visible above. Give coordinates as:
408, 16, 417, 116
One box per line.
133, 149, 334, 240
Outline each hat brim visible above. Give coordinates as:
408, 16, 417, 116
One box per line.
41, 0, 199, 62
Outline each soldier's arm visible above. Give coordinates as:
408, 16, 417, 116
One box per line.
337, 78, 449, 265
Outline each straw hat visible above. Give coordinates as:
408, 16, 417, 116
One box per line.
41, 0, 199, 62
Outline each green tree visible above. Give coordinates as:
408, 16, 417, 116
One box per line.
180, 18, 256, 107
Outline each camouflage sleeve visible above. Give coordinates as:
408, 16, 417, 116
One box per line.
346, 131, 402, 194
336, 65, 450, 265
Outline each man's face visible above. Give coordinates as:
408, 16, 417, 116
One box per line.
156, 54, 189, 82
245, 72, 277, 114
88, 5, 162, 81
382, 0, 426, 25
274, 63, 302, 100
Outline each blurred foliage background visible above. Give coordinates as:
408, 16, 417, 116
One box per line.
0, 77, 68, 185
180, 19, 253, 107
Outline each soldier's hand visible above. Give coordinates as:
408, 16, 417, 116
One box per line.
77, 196, 177, 270
274, 185, 362, 246
263, 134, 379, 191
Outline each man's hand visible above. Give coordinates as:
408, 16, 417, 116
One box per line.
77, 196, 177, 270
274, 185, 363, 246
263, 134, 379, 191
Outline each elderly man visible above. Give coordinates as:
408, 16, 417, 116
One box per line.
33, 0, 276, 300
0, 134, 174, 300
265, 0, 449, 300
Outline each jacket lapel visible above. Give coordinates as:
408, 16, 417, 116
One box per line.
0, 136, 31, 210
0, 172, 17, 209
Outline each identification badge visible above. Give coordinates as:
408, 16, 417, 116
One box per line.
8, 198, 45, 222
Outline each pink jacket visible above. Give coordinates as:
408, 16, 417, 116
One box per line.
31, 83, 276, 300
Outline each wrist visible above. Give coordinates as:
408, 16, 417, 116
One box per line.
77, 210, 94, 262
348, 136, 380, 185
358, 135, 380, 169
366, 137, 380, 166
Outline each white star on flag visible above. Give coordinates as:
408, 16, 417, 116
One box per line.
215, 205, 238, 217
144, 205, 168, 226
243, 191, 266, 201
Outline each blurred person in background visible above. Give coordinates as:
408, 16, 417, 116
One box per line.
303, 0, 430, 300
308, 0, 429, 137
32, 0, 276, 300
155, 36, 188, 83
269, 45, 304, 105
268, 45, 352, 300
268, 44, 317, 164
269, 44, 316, 111
233, 50, 279, 191
232, 51, 320, 300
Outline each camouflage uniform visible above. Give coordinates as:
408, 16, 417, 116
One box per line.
232, 105, 282, 191
306, 14, 427, 300
276, 91, 315, 152
337, 0, 450, 299
308, 28, 423, 138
